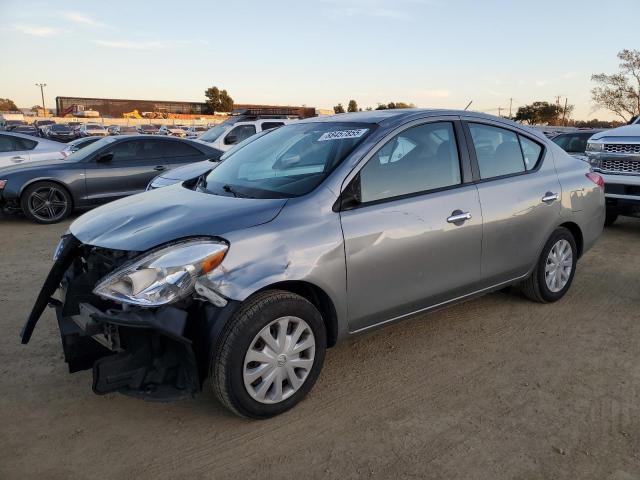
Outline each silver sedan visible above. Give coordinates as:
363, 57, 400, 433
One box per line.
23, 109, 605, 418
0, 131, 66, 168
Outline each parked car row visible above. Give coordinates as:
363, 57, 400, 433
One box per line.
19, 109, 606, 420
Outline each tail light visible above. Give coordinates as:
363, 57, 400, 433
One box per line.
586, 172, 604, 190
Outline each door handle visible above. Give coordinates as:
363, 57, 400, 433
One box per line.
11, 156, 25, 162
542, 192, 559, 203
447, 210, 472, 224
153, 165, 167, 171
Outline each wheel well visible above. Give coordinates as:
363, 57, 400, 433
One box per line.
559, 221, 583, 258
20, 179, 74, 208
259, 281, 339, 348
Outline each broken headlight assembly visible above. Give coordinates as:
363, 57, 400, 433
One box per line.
93, 239, 228, 307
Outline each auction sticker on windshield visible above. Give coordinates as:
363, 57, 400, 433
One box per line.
317, 129, 368, 141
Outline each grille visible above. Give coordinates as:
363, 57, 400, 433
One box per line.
604, 144, 640, 154
600, 158, 640, 174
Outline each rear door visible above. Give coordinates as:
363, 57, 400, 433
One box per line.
84, 138, 174, 203
462, 119, 561, 286
340, 118, 483, 332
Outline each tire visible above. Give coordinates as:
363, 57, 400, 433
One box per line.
21, 181, 73, 224
211, 290, 327, 419
521, 227, 577, 303
604, 212, 618, 227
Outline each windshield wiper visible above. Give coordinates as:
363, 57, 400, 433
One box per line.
222, 184, 251, 198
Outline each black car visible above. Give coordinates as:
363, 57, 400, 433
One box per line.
551, 129, 604, 157
10, 125, 39, 137
0, 135, 222, 224
46, 124, 77, 142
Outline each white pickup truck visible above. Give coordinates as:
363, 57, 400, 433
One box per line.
586, 116, 640, 225
194, 115, 295, 151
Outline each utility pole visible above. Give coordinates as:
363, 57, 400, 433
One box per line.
509, 98, 513, 118
35, 83, 47, 115
562, 97, 568, 126
498, 107, 503, 117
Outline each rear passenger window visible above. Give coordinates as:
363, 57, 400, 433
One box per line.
261, 122, 284, 130
469, 124, 525, 179
359, 122, 461, 203
519, 135, 542, 170
156, 140, 200, 157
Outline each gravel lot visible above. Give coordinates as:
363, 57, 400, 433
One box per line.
1, 214, 639, 480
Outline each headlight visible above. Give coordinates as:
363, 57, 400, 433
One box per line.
93, 239, 228, 307
52, 232, 71, 261
586, 142, 604, 152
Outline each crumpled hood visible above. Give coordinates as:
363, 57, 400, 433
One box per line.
160, 160, 219, 180
70, 184, 287, 251
590, 124, 640, 140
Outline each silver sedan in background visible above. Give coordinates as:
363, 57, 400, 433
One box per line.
0, 131, 66, 167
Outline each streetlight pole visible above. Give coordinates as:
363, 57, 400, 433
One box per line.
35, 83, 47, 115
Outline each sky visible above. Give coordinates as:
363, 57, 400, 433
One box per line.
0, 0, 637, 120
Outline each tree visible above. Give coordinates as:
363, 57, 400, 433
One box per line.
375, 101, 415, 110
204, 86, 234, 113
513, 101, 573, 125
333, 103, 345, 114
347, 99, 358, 112
591, 49, 640, 122
0, 98, 18, 111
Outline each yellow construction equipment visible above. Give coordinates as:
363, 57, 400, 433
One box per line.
123, 110, 142, 119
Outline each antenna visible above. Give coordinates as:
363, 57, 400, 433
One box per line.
464, 100, 473, 111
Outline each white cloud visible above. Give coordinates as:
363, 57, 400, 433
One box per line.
94, 40, 166, 50
535, 80, 549, 87
14, 24, 64, 37
63, 12, 109, 28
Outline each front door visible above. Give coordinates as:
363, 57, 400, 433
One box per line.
84, 139, 171, 204
340, 120, 483, 332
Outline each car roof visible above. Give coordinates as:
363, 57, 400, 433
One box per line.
298, 109, 549, 140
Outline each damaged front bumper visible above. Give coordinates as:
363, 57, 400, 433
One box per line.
21, 235, 238, 402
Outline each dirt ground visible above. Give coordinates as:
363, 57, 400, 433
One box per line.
1, 214, 639, 480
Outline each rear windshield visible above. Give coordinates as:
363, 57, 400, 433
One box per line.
202, 122, 374, 199
51, 124, 71, 131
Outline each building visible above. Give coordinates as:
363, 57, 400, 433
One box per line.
55, 96, 316, 119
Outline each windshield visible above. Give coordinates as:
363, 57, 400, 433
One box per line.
51, 124, 71, 131
199, 124, 226, 142
87, 124, 104, 129
66, 136, 116, 161
202, 122, 374, 199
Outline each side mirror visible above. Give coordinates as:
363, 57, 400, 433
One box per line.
224, 135, 238, 145
97, 152, 114, 163
334, 174, 362, 212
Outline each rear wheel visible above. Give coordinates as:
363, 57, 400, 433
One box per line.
521, 227, 577, 303
21, 181, 73, 224
211, 290, 326, 418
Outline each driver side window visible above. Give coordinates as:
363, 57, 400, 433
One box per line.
358, 122, 462, 203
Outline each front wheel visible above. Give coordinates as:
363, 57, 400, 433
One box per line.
211, 290, 326, 418
521, 227, 577, 303
21, 181, 73, 224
